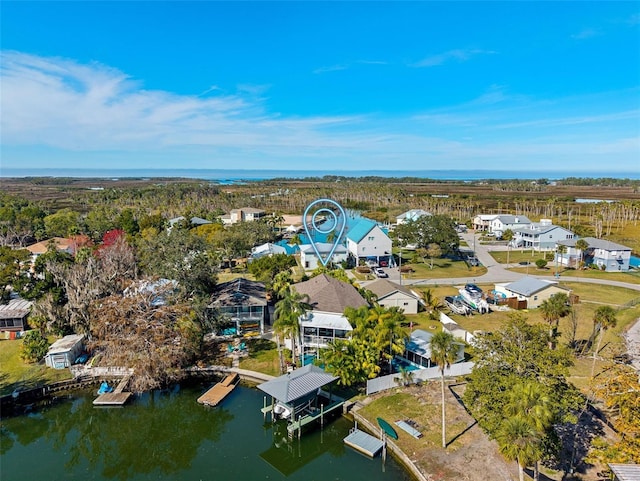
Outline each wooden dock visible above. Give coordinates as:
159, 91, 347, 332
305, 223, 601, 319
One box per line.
93, 375, 132, 406
343, 428, 384, 458
197, 373, 239, 406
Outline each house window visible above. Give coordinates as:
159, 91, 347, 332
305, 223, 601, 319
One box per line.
368, 236, 374, 241
403, 302, 409, 306
533, 296, 538, 301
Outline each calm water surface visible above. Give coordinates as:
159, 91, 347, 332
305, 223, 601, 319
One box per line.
1, 381, 412, 481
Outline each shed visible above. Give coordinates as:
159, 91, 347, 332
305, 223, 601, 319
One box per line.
45, 334, 85, 369
609, 464, 640, 481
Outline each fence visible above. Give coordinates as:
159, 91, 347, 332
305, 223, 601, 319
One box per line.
366, 362, 475, 395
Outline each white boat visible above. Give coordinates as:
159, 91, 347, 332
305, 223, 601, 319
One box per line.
444, 296, 471, 315
273, 402, 292, 420
458, 288, 490, 314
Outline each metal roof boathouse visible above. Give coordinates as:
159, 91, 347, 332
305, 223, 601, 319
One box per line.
258, 364, 344, 439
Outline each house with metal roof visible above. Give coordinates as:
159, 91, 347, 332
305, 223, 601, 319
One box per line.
45, 334, 85, 369
345, 218, 392, 265
364, 278, 422, 314
207, 278, 268, 335
401, 329, 465, 369
0, 298, 32, 333
556, 237, 631, 271
299, 242, 348, 270
396, 209, 431, 225
511, 219, 575, 251
494, 276, 570, 309
488, 215, 532, 237
609, 464, 640, 481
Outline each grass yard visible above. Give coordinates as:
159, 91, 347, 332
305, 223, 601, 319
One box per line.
489, 249, 552, 265
238, 338, 283, 377
0, 339, 72, 396
399, 259, 487, 279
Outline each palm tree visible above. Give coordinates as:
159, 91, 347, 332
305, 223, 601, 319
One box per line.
590, 305, 618, 377
575, 238, 589, 269
496, 417, 542, 481
555, 244, 567, 276
274, 288, 311, 368
503, 229, 514, 266
368, 306, 408, 367
271, 270, 293, 299
430, 330, 458, 448
538, 292, 571, 349
505, 381, 554, 481
421, 288, 443, 320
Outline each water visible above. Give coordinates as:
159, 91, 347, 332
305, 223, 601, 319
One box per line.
631, 256, 640, 268
3, 167, 639, 181
1, 382, 412, 481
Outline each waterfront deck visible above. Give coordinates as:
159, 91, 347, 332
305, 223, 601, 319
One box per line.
285, 399, 344, 435
343, 428, 384, 457
197, 373, 239, 406
93, 375, 132, 406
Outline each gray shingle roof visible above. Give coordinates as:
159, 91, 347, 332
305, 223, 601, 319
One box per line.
557, 236, 630, 251
504, 277, 559, 297
257, 364, 339, 402
208, 278, 267, 308
365, 279, 419, 300
293, 274, 368, 314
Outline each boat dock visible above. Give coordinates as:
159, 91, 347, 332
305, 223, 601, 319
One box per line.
343, 428, 384, 458
197, 373, 239, 406
284, 400, 344, 436
93, 375, 132, 406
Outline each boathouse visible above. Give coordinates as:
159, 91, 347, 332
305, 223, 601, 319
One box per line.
45, 334, 85, 369
258, 364, 344, 437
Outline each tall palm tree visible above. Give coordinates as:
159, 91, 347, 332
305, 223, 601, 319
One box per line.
496, 417, 542, 481
368, 306, 408, 366
274, 288, 311, 368
590, 305, 618, 377
538, 292, 571, 349
575, 239, 589, 269
421, 288, 443, 320
555, 244, 567, 275
505, 381, 554, 481
430, 330, 458, 448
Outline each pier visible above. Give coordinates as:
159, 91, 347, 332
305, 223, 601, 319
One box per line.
197, 373, 239, 406
93, 375, 132, 406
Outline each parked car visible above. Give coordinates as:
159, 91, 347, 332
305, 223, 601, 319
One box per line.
376, 268, 389, 278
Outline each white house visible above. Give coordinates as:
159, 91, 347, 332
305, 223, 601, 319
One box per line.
489, 215, 532, 237
396, 209, 431, 225
168, 216, 212, 230
556, 237, 631, 271
221, 207, 266, 225
511, 219, 575, 251
346, 219, 393, 265
365, 278, 422, 314
45, 334, 85, 369
472, 214, 498, 231
299, 242, 348, 270
494, 277, 570, 309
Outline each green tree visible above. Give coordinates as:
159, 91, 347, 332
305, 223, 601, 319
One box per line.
555, 244, 567, 276
426, 243, 442, 269
575, 238, 589, 268
538, 292, 571, 349
421, 288, 443, 320
0, 246, 31, 302
43, 209, 83, 238
430, 330, 458, 448
496, 417, 542, 481
535, 258, 547, 269
273, 288, 311, 367
116, 208, 139, 235
590, 305, 617, 377
20, 330, 50, 363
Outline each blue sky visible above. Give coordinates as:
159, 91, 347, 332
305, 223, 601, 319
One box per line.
1, 1, 639, 174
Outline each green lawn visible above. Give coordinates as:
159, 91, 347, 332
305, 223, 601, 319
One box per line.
238, 338, 283, 377
489, 249, 551, 265
0, 339, 73, 396
399, 259, 487, 279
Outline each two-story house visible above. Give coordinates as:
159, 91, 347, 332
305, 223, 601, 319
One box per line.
556, 237, 631, 271
511, 219, 575, 251
489, 215, 532, 237
346, 219, 393, 266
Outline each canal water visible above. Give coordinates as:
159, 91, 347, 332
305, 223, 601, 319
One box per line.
1, 381, 412, 481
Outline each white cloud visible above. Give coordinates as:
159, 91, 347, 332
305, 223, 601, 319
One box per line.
1, 51, 637, 172
313, 64, 349, 74
411, 48, 496, 67
571, 28, 601, 40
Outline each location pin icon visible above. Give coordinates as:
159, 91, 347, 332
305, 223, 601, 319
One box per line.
302, 199, 347, 267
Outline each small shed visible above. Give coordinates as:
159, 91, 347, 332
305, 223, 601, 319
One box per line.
45, 334, 85, 369
609, 464, 640, 481
402, 329, 465, 368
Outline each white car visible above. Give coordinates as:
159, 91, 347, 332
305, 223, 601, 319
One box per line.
375, 268, 388, 278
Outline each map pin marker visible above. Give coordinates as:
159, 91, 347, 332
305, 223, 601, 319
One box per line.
302, 199, 347, 267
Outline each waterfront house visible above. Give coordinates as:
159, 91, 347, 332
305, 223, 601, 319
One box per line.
364, 278, 422, 314
0, 298, 32, 333
208, 278, 268, 335
494, 277, 570, 309
292, 274, 368, 354
45, 334, 85, 369
346, 219, 393, 266
556, 237, 631, 271
299, 242, 348, 270
396, 209, 431, 225
511, 219, 575, 251
402, 329, 465, 368
249, 242, 288, 261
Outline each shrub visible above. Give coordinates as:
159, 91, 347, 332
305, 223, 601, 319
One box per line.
535, 259, 548, 269
356, 266, 371, 273
20, 330, 50, 363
